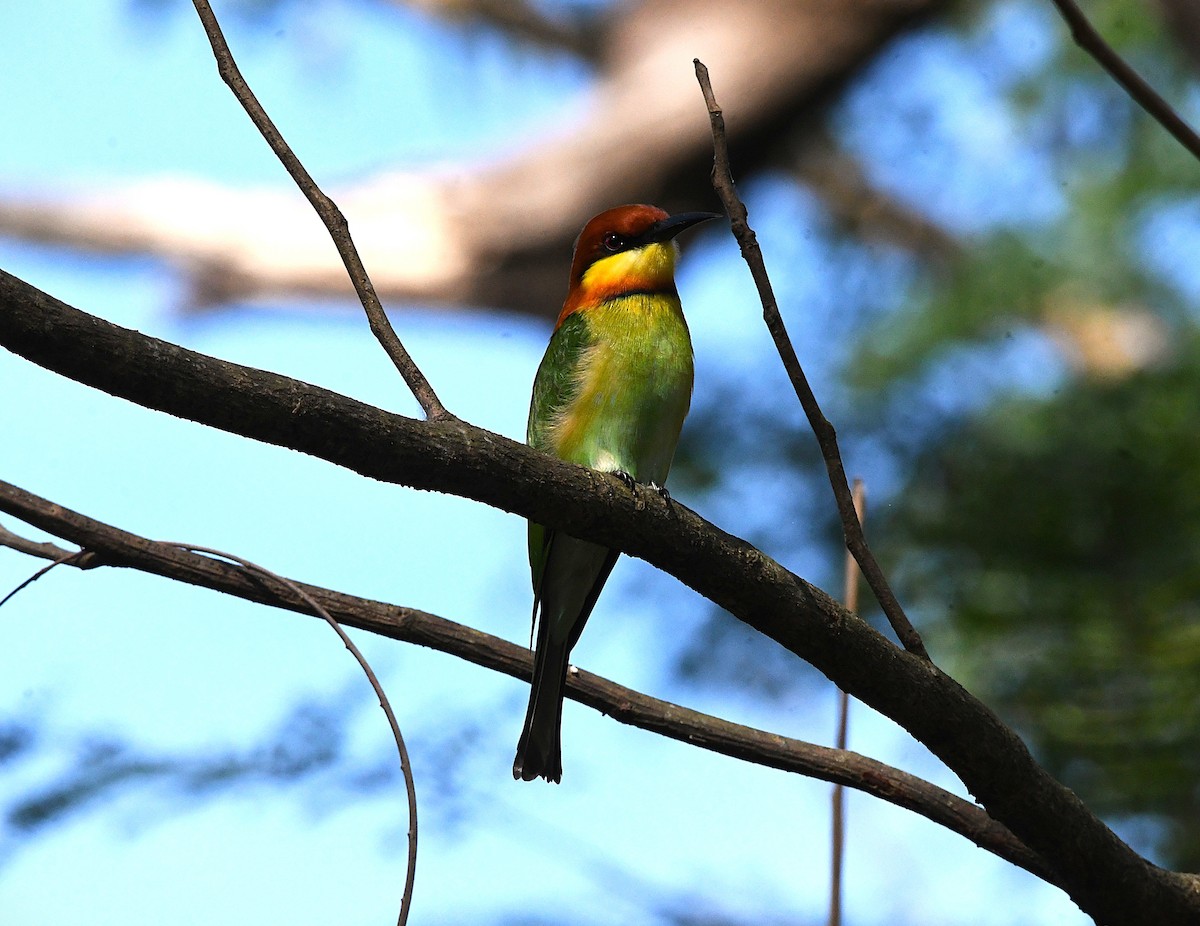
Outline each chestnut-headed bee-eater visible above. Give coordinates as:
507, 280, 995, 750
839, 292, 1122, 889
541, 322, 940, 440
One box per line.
514, 204, 720, 782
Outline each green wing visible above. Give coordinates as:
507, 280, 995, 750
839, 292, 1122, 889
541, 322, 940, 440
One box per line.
527, 312, 593, 592
527, 313, 592, 451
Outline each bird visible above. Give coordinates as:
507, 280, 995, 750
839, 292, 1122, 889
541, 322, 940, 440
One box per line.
514, 203, 721, 783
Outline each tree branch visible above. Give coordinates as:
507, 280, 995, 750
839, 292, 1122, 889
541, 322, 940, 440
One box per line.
694, 59, 929, 662
1047, 0, 1200, 162
2, 268, 1197, 922
0, 485, 1052, 883
830, 479, 865, 926
191, 0, 450, 421
0, 522, 86, 564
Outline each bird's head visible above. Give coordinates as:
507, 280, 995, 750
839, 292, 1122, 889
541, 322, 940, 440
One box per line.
560, 204, 721, 322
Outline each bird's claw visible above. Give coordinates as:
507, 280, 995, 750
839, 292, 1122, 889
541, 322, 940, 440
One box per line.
612, 470, 637, 491
610, 470, 647, 510
610, 472, 673, 512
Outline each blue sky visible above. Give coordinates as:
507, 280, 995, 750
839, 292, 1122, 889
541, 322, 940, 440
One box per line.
0, 2, 1095, 923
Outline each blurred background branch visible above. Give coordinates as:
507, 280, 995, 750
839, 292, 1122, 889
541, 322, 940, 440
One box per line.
0, 0, 940, 316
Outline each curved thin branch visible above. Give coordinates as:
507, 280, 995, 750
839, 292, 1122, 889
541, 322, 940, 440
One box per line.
1047, 0, 1200, 162
693, 59, 928, 662
2, 269, 1197, 923
190, 0, 450, 421
0, 523, 419, 925
0, 489, 1052, 884
170, 545, 419, 926
0, 547, 90, 610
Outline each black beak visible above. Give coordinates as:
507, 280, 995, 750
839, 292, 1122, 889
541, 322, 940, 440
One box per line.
642, 211, 723, 244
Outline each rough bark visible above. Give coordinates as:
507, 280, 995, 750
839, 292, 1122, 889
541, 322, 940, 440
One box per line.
3, 268, 1199, 924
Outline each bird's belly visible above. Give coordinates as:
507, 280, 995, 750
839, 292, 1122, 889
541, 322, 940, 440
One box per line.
552, 346, 692, 485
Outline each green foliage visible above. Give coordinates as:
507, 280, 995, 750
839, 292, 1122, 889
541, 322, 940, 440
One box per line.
833, 0, 1200, 869
890, 333, 1200, 868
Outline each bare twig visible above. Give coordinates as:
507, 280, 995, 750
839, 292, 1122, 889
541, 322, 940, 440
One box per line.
0, 523, 418, 926
0, 480, 1054, 883
0, 548, 90, 610
1047, 0, 1200, 163
170, 545, 418, 926
189, 0, 451, 421
693, 59, 928, 661
829, 479, 865, 926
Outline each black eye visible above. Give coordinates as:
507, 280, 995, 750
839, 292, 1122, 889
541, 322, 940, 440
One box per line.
602, 232, 625, 252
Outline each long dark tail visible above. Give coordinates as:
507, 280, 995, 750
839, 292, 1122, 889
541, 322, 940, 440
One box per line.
512, 621, 570, 783
514, 536, 618, 783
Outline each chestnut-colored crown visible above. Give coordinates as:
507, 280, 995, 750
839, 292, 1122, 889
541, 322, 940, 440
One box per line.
569, 204, 671, 286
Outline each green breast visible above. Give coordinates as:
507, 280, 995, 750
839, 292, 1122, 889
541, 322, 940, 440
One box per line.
528, 292, 694, 486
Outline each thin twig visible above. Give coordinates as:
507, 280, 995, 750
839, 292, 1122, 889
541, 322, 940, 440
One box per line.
0, 522, 85, 563
0, 481, 1055, 883
829, 479, 865, 926
0, 548, 90, 610
1047, 0, 1200, 163
1, 525, 418, 926
189, 0, 451, 421
170, 545, 418, 926
693, 59, 928, 661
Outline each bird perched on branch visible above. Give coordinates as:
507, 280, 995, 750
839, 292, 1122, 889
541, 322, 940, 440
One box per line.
514, 204, 720, 783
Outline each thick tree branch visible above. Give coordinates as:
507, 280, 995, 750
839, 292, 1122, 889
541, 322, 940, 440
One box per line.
793, 137, 960, 263
2, 269, 1198, 923
0, 486, 1051, 882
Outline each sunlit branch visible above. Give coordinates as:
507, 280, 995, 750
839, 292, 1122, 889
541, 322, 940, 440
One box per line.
386, 0, 598, 58
0, 1, 948, 319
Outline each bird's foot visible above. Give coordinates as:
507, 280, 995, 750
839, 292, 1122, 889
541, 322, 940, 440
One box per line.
610, 471, 675, 512
612, 470, 637, 491
614, 469, 662, 511
609, 470, 644, 508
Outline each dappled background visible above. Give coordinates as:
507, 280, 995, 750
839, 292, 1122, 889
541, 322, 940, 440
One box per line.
2, 0, 1199, 923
